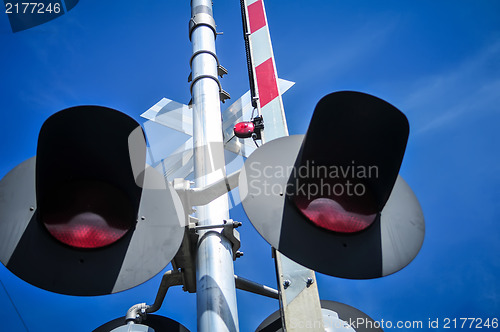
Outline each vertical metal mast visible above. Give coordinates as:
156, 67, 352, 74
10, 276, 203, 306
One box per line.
189, 1, 239, 331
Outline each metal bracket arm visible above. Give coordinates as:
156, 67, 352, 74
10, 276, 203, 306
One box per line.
125, 269, 183, 324
190, 219, 242, 232
188, 219, 243, 261
174, 169, 240, 210
190, 169, 240, 205
223, 221, 242, 261
234, 275, 279, 299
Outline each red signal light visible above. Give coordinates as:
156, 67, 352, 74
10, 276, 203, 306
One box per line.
41, 180, 135, 249
0, 106, 186, 295
291, 192, 378, 233
234, 121, 255, 138
285, 91, 409, 234
239, 92, 424, 279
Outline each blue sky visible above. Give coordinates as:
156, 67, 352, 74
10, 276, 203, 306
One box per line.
1, 0, 500, 331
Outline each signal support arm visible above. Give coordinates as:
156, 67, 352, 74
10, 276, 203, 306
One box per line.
125, 269, 183, 324
170, 169, 241, 293
173, 168, 240, 208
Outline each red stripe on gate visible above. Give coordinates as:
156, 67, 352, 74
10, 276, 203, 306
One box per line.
255, 58, 279, 107
247, 0, 266, 34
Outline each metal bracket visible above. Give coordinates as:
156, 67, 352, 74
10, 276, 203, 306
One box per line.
222, 220, 242, 261
173, 178, 196, 217
173, 169, 240, 211
188, 50, 230, 103
274, 251, 324, 331
251, 115, 264, 140
218, 64, 228, 77
189, 74, 231, 104
220, 89, 231, 103
171, 172, 242, 288
125, 270, 183, 324
189, 50, 228, 78
188, 219, 242, 261
171, 215, 198, 294
190, 50, 219, 69
189, 219, 241, 232
187, 215, 199, 230
189, 13, 217, 40
234, 275, 279, 299
190, 74, 220, 94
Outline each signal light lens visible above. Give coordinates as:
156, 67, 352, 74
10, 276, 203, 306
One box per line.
44, 212, 129, 249
41, 181, 135, 249
290, 180, 378, 233
234, 121, 255, 138
292, 196, 377, 233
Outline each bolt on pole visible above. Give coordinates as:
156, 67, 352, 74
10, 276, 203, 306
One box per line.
189, 0, 240, 331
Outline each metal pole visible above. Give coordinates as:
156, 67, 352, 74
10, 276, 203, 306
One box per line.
189, 1, 239, 331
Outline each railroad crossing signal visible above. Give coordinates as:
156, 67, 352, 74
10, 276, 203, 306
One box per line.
0, 106, 185, 295
0, 0, 427, 330
240, 91, 425, 279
